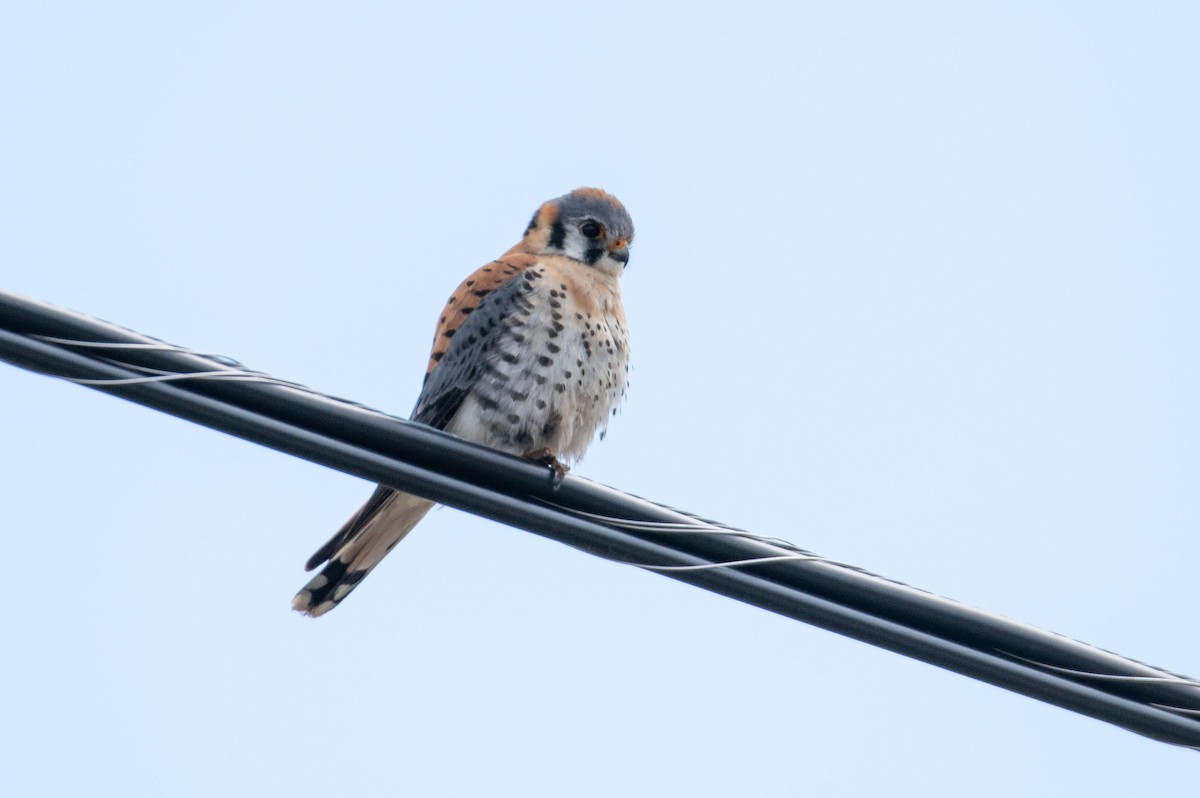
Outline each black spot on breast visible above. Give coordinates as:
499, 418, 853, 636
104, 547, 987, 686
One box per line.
501, 352, 519, 364
506, 413, 521, 424
547, 343, 560, 353
442, 329, 456, 339
554, 383, 566, 393
431, 351, 445, 363
460, 307, 474, 315
484, 365, 510, 384
537, 355, 553, 367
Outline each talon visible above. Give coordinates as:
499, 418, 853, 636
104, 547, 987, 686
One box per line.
522, 447, 569, 479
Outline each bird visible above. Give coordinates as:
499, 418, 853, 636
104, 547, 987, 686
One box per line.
292, 187, 634, 617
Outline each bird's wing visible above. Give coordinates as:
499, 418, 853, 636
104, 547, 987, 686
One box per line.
411, 255, 536, 429
302, 255, 536, 572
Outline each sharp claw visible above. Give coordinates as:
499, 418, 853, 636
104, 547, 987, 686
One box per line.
522, 447, 569, 485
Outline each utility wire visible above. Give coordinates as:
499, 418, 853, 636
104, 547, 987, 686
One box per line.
3, 289, 1200, 749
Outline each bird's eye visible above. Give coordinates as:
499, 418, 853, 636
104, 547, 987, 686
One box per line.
580, 221, 603, 239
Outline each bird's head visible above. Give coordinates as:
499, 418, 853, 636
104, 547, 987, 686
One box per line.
517, 187, 634, 276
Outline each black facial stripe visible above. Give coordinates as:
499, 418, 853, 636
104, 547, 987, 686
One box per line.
524, 211, 539, 235
584, 246, 604, 264
549, 219, 566, 249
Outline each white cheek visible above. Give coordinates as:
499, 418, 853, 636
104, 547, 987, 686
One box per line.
560, 233, 587, 261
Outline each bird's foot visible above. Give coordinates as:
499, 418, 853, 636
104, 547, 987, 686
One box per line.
522, 448, 570, 485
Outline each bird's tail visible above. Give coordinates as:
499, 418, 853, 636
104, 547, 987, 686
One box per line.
292, 489, 435, 618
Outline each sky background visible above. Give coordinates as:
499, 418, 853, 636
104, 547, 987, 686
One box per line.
3, 2, 1199, 795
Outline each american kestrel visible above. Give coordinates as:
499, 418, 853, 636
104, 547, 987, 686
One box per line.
293, 187, 634, 617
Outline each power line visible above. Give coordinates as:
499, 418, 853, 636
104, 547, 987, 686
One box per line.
3, 288, 1200, 749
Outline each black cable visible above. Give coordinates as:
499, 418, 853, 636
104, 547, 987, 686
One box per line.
3, 289, 1199, 748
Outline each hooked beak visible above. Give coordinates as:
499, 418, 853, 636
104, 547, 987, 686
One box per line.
610, 244, 630, 266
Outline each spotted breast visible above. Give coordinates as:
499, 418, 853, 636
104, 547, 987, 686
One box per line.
420, 254, 629, 463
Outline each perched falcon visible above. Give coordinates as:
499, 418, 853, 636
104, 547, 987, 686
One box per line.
293, 187, 634, 617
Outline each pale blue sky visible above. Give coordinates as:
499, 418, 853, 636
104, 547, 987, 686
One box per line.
3, 2, 1199, 795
